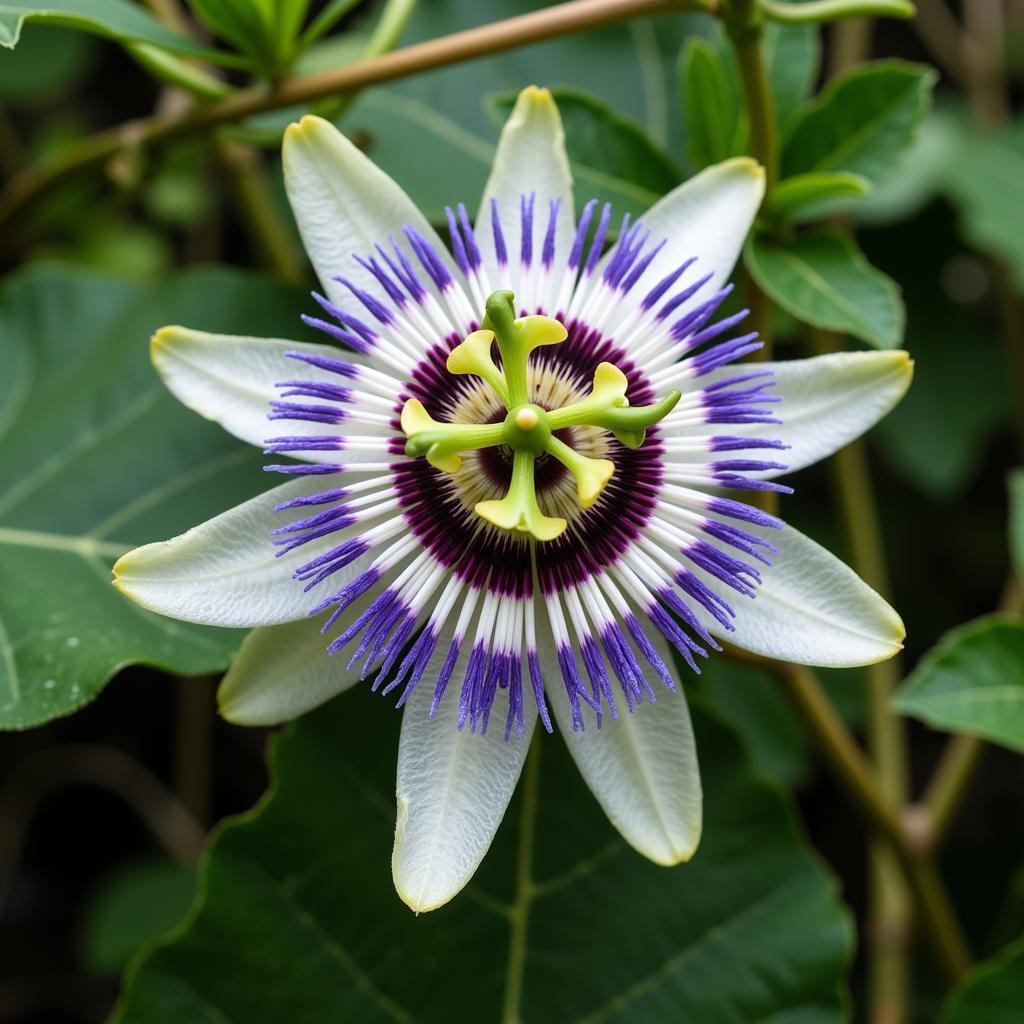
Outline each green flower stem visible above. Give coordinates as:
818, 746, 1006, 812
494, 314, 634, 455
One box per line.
759, 0, 914, 23
811, 327, 914, 1011
723, 0, 776, 517
128, 43, 234, 99
723, 0, 778, 190
756, 659, 972, 983
0, 0, 706, 240
215, 139, 307, 283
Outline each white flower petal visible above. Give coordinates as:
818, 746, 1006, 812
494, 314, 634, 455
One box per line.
540, 614, 702, 865
392, 637, 537, 913
475, 85, 574, 305
664, 350, 913, 478
152, 328, 375, 463
612, 157, 765, 293
218, 618, 357, 725
113, 478, 367, 628
283, 115, 457, 307
715, 524, 905, 666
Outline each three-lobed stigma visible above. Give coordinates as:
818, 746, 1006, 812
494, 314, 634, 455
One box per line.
400, 291, 680, 541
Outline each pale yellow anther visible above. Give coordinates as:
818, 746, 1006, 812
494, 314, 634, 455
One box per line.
516, 314, 568, 352
445, 329, 509, 405
575, 458, 615, 508
515, 407, 539, 430
399, 398, 436, 436
591, 362, 629, 405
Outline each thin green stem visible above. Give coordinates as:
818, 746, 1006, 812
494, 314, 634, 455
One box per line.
725, 1, 779, 190
501, 735, 541, 1024
816, 325, 915, 1018
760, 0, 913, 23
768, 661, 971, 983
215, 139, 306, 282
0, 0, 703, 238
724, 0, 777, 521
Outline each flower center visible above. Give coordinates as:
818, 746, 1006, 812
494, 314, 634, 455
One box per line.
400, 290, 680, 541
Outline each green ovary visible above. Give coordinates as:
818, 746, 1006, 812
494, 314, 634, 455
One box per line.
400, 291, 680, 542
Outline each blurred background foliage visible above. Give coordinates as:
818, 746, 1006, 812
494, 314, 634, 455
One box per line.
1, 0, 1024, 1022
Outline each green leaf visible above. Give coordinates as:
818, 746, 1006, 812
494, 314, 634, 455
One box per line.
0, 0, 245, 66
693, 659, 812, 787
679, 23, 818, 171
300, 0, 361, 48
488, 87, 682, 217
114, 700, 853, 1022
1011, 469, 1024, 582
680, 37, 745, 170
83, 860, 195, 976
767, 171, 872, 221
761, 21, 820, 129
893, 616, 1024, 753
854, 101, 964, 226
783, 61, 936, 184
941, 117, 1024, 293
187, 0, 300, 70
0, 264, 316, 729
942, 934, 1024, 1024
745, 230, 904, 348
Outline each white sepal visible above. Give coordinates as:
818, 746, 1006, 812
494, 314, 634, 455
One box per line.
540, 612, 702, 865
218, 617, 360, 726
113, 478, 367, 628
392, 629, 537, 913
715, 524, 905, 666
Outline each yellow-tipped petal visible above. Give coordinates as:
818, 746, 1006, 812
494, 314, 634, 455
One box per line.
426, 446, 462, 474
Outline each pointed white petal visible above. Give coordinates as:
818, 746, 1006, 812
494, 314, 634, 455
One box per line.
113, 478, 367, 627
393, 638, 536, 913
716, 524, 904, 666
540, 614, 702, 865
283, 115, 457, 306
218, 618, 358, 725
152, 328, 369, 463
671, 350, 914, 478
612, 157, 765, 292
475, 86, 574, 302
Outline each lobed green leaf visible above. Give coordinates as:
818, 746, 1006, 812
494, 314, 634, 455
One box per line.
113, 698, 853, 1022
0, 265, 315, 729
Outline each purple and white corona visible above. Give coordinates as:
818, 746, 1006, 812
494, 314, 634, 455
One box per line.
115, 87, 911, 911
